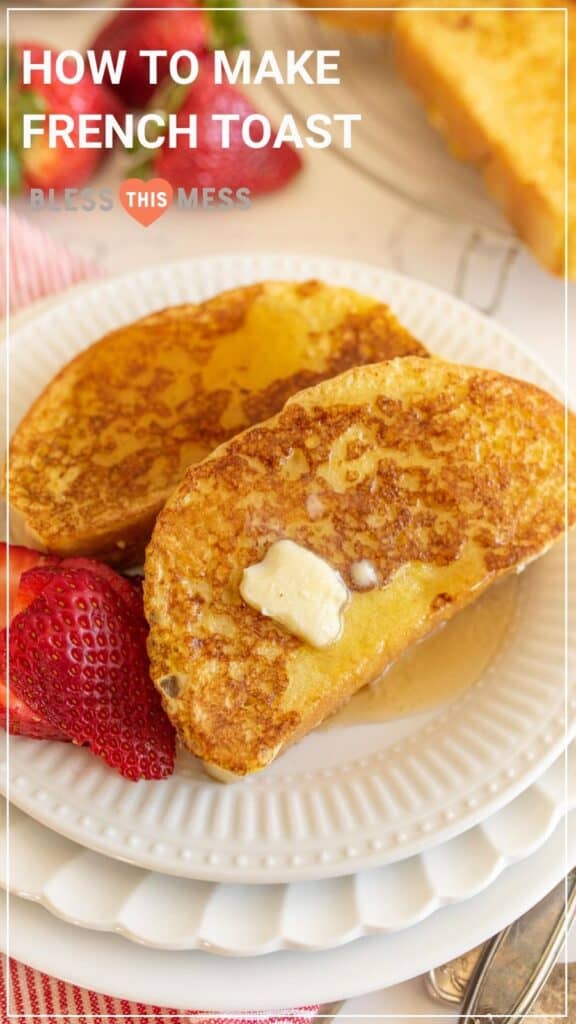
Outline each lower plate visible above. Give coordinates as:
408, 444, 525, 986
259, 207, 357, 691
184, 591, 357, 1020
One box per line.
2, 742, 574, 955
2, 809, 574, 1011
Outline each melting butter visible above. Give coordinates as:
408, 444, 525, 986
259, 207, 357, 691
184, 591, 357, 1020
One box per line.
240, 539, 348, 648
323, 575, 519, 729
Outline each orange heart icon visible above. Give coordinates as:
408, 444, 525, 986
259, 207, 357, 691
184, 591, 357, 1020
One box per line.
119, 178, 174, 226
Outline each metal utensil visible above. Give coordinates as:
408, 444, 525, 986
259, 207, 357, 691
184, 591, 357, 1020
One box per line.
428, 868, 576, 1021
313, 869, 575, 1022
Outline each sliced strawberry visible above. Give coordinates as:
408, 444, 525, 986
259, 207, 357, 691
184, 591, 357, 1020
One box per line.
3, 554, 146, 748
9, 568, 175, 781
152, 57, 302, 195
15, 557, 142, 619
0, 542, 59, 628
14, 565, 60, 618
60, 557, 144, 619
0, 630, 68, 740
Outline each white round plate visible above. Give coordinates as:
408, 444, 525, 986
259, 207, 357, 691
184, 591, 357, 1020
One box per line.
2, 253, 573, 883
3, 810, 575, 1011
2, 743, 574, 955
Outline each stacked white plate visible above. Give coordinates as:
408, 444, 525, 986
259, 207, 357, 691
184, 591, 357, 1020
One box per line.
1, 253, 574, 1011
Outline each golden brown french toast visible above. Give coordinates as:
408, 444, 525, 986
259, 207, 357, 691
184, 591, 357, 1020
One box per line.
6, 280, 425, 566
291, 1, 574, 275
144, 357, 575, 778
393, 1, 575, 277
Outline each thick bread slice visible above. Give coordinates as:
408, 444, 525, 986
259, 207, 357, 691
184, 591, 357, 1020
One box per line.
6, 280, 425, 566
393, 1, 575, 277
144, 357, 575, 777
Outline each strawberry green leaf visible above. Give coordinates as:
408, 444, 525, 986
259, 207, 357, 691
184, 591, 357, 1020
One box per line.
128, 156, 156, 180
0, 44, 46, 178
128, 79, 190, 176
150, 80, 190, 117
17, 88, 46, 117
202, 0, 247, 50
0, 147, 23, 194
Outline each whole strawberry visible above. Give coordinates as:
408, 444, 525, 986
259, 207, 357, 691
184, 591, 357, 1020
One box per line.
9, 567, 175, 780
0, 42, 122, 193
147, 58, 302, 195
90, 0, 245, 108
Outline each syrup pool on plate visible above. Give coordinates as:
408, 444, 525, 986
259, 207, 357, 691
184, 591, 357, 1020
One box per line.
323, 575, 520, 729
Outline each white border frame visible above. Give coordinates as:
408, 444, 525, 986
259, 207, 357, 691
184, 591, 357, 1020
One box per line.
3, 3, 571, 1019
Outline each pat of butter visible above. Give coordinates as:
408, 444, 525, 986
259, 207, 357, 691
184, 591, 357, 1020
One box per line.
351, 559, 378, 589
240, 539, 348, 648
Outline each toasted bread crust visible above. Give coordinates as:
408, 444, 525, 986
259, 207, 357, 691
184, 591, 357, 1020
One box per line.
144, 357, 575, 776
393, 2, 574, 277
6, 281, 426, 565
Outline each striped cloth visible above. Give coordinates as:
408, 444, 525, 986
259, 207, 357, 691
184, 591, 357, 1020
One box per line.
0, 206, 100, 317
0, 209, 319, 1021
3, 958, 316, 1021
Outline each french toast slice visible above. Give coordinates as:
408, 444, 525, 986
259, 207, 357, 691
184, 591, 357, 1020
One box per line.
393, 1, 575, 277
144, 357, 575, 778
6, 280, 426, 566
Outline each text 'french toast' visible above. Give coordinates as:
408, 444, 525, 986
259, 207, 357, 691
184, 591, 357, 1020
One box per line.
144, 356, 575, 778
6, 280, 426, 566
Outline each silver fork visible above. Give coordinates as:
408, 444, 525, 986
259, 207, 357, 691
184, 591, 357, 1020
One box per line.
312, 869, 576, 1022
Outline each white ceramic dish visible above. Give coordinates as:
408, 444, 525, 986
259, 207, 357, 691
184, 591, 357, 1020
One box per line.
2, 743, 573, 955
2, 253, 573, 883
3, 810, 574, 1011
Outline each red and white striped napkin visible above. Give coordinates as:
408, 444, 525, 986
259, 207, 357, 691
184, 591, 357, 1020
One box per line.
0, 207, 320, 1020
3, 958, 317, 1021
0, 206, 100, 318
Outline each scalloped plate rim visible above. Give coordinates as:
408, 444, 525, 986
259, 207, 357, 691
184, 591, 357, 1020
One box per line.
0, 740, 573, 955
2, 811, 575, 1011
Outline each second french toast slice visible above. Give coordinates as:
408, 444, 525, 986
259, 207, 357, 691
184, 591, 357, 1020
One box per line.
6, 280, 425, 565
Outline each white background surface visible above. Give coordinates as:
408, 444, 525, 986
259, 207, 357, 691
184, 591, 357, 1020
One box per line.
4, 2, 575, 1014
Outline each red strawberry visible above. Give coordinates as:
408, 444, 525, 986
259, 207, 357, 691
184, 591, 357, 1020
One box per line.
152, 58, 302, 195
14, 557, 143, 620
13, 564, 59, 618
2, 552, 146, 746
0, 542, 58, 628
0, 629, 68, 740
9, 568, 175, 780
60, 557, 144, 619
1, 42, 123, 193
90, 0, 244, 107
